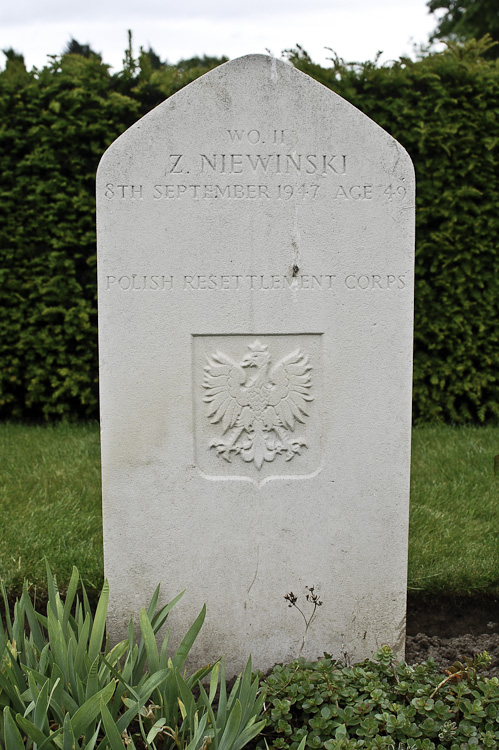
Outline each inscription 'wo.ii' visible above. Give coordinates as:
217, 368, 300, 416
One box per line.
203, 340, 313, 469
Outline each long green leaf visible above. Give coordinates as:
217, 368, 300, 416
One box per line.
0, 662, 27, 713
11, 600, 25, 656
150, 590, 185, 634
21, 586, 46, 654
175, 670, 197, 727
71, 679, 115, 738
145, 583, 161, 621
101, 639, 129, 672
45, 560, 59, 619
217, 658, 228, 728
39, 642, 51, 675
67, 636, 79, 699
62, 567, 80, 632
139, 607, 159, 673
235, 656, 252, 717
198, 683, 219, 750
172, 604, 206, 670
27, 669, 41, 707
218, 700, 242, 750
231, 719, 267, 750
85, 656, 100, 702
1, 582, 13, 639
47, 607, 69, 682
15, 714, 52, 748
88, 580, 109, 663
208, 661, 220, 705
81, 581, 92, 623
115, 668, 172, 734
48, 668, 65, 725
133, 591, 185, 680
34, 677, 51, 732
99, 655, 140, 702
184, 712, 209, 750
63, 713, 77, 750
186, 663, 215, 691
81, 721, 102, 750
100, 699, 126, 750
2, 707, 25, 750
74, 613, 92, 679
159, 629, 170, 670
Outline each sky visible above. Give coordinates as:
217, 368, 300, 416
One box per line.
1, 0, 443, 72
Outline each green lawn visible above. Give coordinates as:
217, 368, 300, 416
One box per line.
0, 422, 498, 599
0, 422, 103, 597
409, 424, 499, 595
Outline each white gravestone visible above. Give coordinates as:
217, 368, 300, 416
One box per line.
97, 55, 415, 676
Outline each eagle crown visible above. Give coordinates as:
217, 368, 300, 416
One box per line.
241, 342, 271, 370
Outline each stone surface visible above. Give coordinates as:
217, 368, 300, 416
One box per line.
97, 54, 415, 676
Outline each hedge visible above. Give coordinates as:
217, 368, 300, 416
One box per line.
0, 42, 498, 423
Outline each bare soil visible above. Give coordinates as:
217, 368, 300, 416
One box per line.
406, 594, 499, 677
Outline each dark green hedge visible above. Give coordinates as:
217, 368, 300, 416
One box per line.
0, 56, 137, 419
1, 44, 498, 422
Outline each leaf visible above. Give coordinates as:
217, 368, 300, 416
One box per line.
16, 714, 52, 747
100, 698, 126, 750
71, 679, 115, 738
2, 707, 25, 750
62, 566, 80, 631
34, 677, 51, 732
74, 613, 92, 679
85, 655, 100, 701
20, 584, 45, 652
218, 699, 242, 750
146, 717, 167, 744
172, 604, 206, 670
139, 607, 159, 673
63, 712, 77, 750
88, 579, 109, 663
231, 719, 266, 750
45, 560, 61, 620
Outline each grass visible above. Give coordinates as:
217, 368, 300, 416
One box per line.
408, 424, 499, 596
0, 422, 498, 599
0, 422, 103, 597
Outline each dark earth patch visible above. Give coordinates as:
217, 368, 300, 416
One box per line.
406, 594, 499, 677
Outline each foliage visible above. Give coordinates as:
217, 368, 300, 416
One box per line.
257, 646, 499, 750
1, 41, 499, 423
63, 39, 102, 61
0, 563, 266, 749
0, 53, 139, 420
427, 0, 499, 55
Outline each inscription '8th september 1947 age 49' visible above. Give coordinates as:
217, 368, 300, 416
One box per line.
203, 339, 313, 470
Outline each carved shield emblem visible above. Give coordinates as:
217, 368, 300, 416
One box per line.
193, 334, 322, 483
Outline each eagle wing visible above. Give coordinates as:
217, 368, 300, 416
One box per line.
267, 348, 313, 430
203, 351, 250, 433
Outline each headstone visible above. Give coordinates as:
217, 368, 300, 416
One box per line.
97, 54, 415, 676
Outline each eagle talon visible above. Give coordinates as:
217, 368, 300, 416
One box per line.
209, 439, 234, 462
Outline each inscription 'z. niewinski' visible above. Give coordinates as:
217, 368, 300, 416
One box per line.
203, 340, 313, 470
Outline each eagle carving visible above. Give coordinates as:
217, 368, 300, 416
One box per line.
203, 340, 313, 469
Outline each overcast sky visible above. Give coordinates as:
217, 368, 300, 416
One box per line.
1, 0, 442, 72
